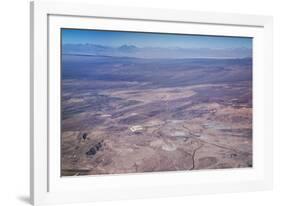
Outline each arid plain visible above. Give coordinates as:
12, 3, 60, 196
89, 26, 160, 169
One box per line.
61, 55, 252, 176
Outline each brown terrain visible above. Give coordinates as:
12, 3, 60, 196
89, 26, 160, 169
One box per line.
61, 55, 252, 176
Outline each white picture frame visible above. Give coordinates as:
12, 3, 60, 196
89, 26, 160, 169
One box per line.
30, 0, 273, 205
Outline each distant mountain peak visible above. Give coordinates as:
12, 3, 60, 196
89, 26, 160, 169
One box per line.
118, 45, 138, 53
118, 44, 137, 49
62, 43, 252, 59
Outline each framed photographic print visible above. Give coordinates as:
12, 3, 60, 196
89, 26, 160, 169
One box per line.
30, 0, 273, 205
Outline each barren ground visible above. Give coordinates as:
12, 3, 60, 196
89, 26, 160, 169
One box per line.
61, 56, 252, 176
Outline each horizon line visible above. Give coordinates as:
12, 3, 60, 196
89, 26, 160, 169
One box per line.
62, 43, 252, 50
62, 53, 253, 60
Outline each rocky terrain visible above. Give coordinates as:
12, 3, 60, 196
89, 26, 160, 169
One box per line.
61, 55, 252, 176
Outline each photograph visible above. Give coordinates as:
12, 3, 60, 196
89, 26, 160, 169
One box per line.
61, 29, 253, 176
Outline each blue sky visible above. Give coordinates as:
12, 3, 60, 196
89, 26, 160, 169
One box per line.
62, 29, 252, 49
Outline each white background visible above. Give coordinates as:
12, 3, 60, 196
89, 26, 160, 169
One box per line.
0, 0, 280, 205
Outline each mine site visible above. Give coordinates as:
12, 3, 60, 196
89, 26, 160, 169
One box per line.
61, 54, 252, 176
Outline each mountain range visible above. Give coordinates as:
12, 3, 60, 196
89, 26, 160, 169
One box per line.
62, 44, 252, 59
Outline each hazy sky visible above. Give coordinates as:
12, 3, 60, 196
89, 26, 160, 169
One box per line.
62, 29, 252, 49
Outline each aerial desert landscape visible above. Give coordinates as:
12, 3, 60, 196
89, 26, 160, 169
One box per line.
61, 30, 252, 176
